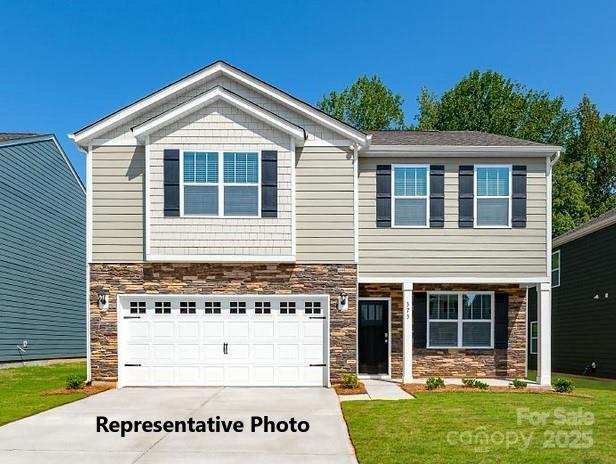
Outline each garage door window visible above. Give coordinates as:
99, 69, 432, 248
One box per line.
130, 301, 146, 314
204, 301, 221, 314
255, 302, 271, 314
180, 302, 196, 314
154, 302, 171, 314
305, 301, 321, 314
280, 302, 296, 314
230, 301, 247, 314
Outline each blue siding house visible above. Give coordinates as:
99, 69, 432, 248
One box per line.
0, 133, 86, 363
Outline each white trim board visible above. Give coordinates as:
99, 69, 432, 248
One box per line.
364, 145, 560, 156
358, 276, 550, 284
146, 254, 296, 263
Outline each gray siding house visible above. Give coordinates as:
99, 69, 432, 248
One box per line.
0, 133, 86, 363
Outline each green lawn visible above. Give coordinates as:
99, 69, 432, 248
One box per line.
342, 373, 616, 464
0, 362, 87, 426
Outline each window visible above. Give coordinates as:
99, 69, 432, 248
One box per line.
230, 301, 247, 314
154, 301, 171, 314
304, 301, 321, 314
530, 321, 538, 354
552, 251, 561, 288
255, 301, 271, 314
280, 301, 296, 314
204, 301, 221, 314
130, 301, 146, 314
428, 292, 493, 348
475, 166, 511, 227
392, 165, 429, 227
180, 301, 196, 314
223, 152, 259, 216
183, 152, 218, 216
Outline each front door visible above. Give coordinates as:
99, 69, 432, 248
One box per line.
358, 300, 389, 375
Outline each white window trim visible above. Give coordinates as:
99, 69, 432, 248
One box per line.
426, 291, 495, 349
391, 164, 430, 228
179, 150, 262, 218
474, 164, 512, 229
530, 321, 538, 354
551, 250, 561, 288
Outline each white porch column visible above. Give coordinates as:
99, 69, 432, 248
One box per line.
537, 282, 552, 386
402, 281, 413, 383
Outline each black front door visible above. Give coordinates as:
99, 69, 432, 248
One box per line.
358, 300, 389, 375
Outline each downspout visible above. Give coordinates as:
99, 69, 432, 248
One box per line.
350, 142, 359, 264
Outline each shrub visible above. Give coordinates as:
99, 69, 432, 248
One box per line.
462, 378, 476, 387
66, 375, 85, 390
553, 378, 575, 393
473, 380, 489, 390
341, 373, 359, 389
512, 378, 528, 389
426, 377, 445, 390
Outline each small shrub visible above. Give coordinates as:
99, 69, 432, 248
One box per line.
340, 373, 359, 389
553, 378, 575, 393
462, 378, 476, 387
426, 377, 445, 390
512, 378, 528, 389
473, 380, 489, 390
66, 375, 85, 390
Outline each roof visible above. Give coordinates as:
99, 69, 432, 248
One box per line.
367, 130, 552, 147
0, 133, 41, 142
553, 208, 616, 248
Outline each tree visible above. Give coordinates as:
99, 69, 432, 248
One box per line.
317, 75, 405, 130
415, 70, 573, 145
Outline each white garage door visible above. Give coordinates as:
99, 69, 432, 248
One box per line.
117, 294, 329, 387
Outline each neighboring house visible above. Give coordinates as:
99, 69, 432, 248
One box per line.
0, 133, 86, 363
528, 208, 616, 378
70, 61, 558, 387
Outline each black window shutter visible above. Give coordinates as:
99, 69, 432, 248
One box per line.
494, 292, 509, 349
261, 150, 278, 218
376, 165, 391, 227
163, 149, 180, 216
413, 292, 427, 348
430, 165, 445, 228
458, 165, 474, 227
512, 165, 527, 228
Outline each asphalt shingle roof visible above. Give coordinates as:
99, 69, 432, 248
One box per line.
367, 130, 549, 147
0, 133, 41, 142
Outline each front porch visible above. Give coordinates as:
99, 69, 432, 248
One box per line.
357, 281, 552, 386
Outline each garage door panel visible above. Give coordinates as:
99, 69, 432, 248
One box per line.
129, 322, 149, 338
177, 344, 200, 361
278, 344, 299, 361
253, 344, 275, 361
253, 366, 275, 384
153, 344, 174, 361
227, 366, 250, 384
151, 366, 174, 384
204, 366, 225, 384
177, 322, 199, 338
228, 344, 250, 360
278, 322, 299, 338
177, 366, 200, 383
303, 344, 323, 361
227, 321, 249, 337
153, 322, 174, 337
202, 344, 224, 360
126, 344, 149, 360
254, 321, 274, 338
303, 321, 324, 338
204, 321, 224, 337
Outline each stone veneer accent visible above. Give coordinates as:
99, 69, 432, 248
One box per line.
89, 263, 357, 383
358, 283, 527, 379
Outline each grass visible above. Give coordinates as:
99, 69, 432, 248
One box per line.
0, 362, 87, 426
342, 373, 616, 464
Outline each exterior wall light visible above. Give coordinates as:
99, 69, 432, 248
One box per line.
338, 291, 348, 311
97, 289, 109, 311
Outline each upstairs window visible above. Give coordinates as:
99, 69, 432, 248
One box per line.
392, 165, 429, 227
552, 251, 561, 287
183, 152, 219, 216
475, 166, 511, 227
223, 152, 259, 216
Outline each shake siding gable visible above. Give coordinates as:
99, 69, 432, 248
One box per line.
358, 156, 547, 278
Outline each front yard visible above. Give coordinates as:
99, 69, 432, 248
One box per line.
342, 374, 616, 464
0, 362, 87, 426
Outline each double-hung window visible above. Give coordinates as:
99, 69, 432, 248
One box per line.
183, 152, 219, 215
392, 165, 429, 227
552, 251, 560, 287
475, 165, 511, 227
428, 292, 494, 348
223, 152, 259, 216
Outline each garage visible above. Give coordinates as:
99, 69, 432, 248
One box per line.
117, 294, 329, 387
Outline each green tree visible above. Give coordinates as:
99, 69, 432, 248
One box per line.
415, 70, 573, 145
317, 75, 405, 130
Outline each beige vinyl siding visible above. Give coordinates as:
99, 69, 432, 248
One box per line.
295, 146, 355, 263
359, 156, 548, 278
91, 146, 144, 262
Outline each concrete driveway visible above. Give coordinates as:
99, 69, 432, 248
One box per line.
0, 387, 356, 463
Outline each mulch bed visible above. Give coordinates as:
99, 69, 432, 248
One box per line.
401, 384, 590, 398
333, 382, 368, 395
42, 383, 114, 397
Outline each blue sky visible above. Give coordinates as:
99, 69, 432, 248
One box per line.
1, 0, 614, 181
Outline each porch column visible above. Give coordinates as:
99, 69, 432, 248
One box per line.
402, 281, 413, 383
537, 282, 552, 386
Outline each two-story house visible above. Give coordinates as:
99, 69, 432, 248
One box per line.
70, 61, 557, 387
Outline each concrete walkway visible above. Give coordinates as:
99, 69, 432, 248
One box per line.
0, 387, 357, 464
339, 379, 413, 401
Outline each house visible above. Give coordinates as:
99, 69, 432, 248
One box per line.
528, 208, 616, 378
0, 133, 86, 364
69, 61, 558, 387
